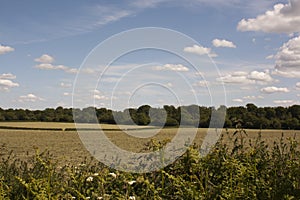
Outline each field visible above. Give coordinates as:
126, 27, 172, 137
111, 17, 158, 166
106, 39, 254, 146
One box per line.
0, 122, 299, 164
0, 122, 300, 199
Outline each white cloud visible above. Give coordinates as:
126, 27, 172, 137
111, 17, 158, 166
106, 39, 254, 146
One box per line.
153, 64, 189, 72
0, 73, 16, 79
166, 82, 173, 87
232, 98, 243, 103
60, 82, 72, 88
248, 70, 274, 82
217, 71, 254, 84
0, 79, 19, 91
296, 82, 300, 89
184, 44, 217, 57
261, 86, 290, 94
237, 1, 300, 34
92, 9, 131, 27
266, 55, 274, 59
212, 39, 236, 48
272, 69, 300, 78
243, 95, 264, 100
273, 36, 300, 78
217, 70, 275, 85
0, 44, 14, 55
93, 90, 109, 100
0, 73, 19, 91
35, 63, 78, 74
34, 54, 77, 74
273, 100, 294, 104
34, 54, 54, 63
94, 94, 109, 100
19, 94, 44, 102
194, 80, 210, 87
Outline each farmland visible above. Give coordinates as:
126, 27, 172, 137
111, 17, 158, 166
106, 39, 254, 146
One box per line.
0, 122, 299, 163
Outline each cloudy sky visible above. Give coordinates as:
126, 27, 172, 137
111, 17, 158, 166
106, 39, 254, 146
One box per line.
1, 0, 300, 110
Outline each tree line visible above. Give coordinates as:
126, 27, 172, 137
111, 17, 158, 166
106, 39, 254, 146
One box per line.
0, 103, 299, 129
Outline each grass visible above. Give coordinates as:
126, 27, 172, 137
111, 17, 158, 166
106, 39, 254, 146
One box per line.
0, 128, 299, 199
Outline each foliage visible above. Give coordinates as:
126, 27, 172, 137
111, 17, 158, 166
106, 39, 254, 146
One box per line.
0, 131, 299, 199
1, 104, 300, 130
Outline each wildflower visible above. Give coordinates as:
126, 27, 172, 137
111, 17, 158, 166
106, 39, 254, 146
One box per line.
129, 196, 136, 200
93, 173, 99, 176
86, 197, 91, 199
128, 180, 136, 185
72, 197, 76, 199
109, 172, 117, 178
86, 176, 93, 182
97, 197, 103, 200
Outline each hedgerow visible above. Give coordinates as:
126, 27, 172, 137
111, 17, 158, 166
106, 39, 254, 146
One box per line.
0, 130, 299, 199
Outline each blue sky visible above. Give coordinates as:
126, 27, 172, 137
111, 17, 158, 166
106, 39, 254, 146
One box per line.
1, 0, 300, 110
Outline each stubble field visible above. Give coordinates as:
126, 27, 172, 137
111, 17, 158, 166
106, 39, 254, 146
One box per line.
0, 122, 299, 165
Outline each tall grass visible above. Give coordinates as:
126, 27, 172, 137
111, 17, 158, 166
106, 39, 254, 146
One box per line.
0, 130, 299, 199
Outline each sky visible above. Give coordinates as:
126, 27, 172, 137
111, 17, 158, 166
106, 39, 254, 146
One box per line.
1, 0, 300, 110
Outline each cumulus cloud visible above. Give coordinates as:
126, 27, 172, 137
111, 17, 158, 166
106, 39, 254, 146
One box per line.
34, 54, 54, 63
237, 0, 300, 34
273, 36, 300, 78
34, 55, 77, 74
217, 71, 254, 84
35, 63, 78, 74
232, 99, 243, 103
0, 44, 14, 55
0, 73, 19, 91
212, 39, 236, 48
261, 86, 290, 94
243, 95, 264, 100
273, 100, 294, 104
153, 64, 189, 72
19, 94, 44, 102
296, 82, 300, 89
272, 69, 300, 78
248, 70, 274, 82
217, 70, 274, 85
0, 73, 16, 79
193, 80, 210, 87
184, 44, 217, 57
238, 1, 300, 79
94, 94, 109, 100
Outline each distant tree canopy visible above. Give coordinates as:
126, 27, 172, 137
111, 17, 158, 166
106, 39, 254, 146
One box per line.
0, 104, 299, 129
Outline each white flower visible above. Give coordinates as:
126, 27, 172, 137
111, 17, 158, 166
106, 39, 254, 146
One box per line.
109, 172, 117, 178
97, 197, 103, 200
86, 176, 93, 182
86, 197, 90, 200
128, 180, 136, 185
93, 173, 99, 176
72, 197, 76, 199
129, 196, 136, 200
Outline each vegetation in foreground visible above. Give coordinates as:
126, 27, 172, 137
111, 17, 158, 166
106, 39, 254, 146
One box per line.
0, 129, 300, 199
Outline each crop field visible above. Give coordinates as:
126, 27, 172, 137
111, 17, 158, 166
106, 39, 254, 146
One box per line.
0, 122, 299, 164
